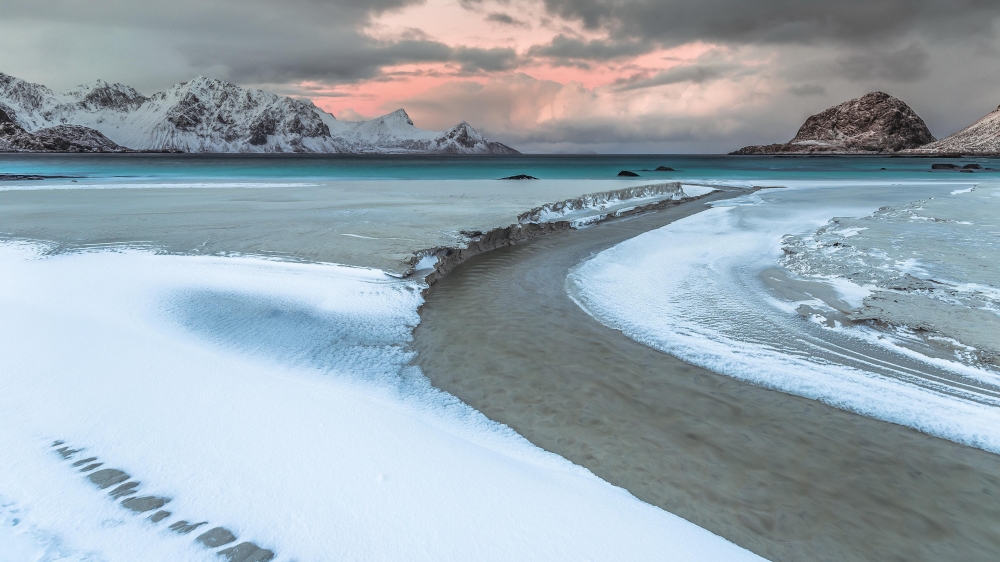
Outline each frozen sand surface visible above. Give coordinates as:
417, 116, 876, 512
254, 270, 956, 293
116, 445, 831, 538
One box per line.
782, 184, 1000, 361
0, 243, 762, 562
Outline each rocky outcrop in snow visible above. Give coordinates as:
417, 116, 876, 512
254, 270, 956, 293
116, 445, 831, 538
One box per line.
0, 72, 518, 154
732, 92, 935, 154
905, 105, 1000, 155
0, 107, 127, 152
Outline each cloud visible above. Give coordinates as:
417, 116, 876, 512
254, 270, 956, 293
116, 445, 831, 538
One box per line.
788, 84, 826, 96
485, 13, 528, 27
528, 35, 652, 61
538, 0, 1000, 46
2, 0, 1000, 152
836, 43, 931, 83
390, 71, 793, 152
453, 47, 520, 73
338, 108, 374, 121
613, 62, 742, 92
0, 0, 522, 91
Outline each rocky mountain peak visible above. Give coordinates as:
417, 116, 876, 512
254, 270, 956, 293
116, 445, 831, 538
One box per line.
733, 91, 935, 154
440, 121, 481, 146
69, 80, 148, 111
0, 72, 53, 116
383, 108, 415, 126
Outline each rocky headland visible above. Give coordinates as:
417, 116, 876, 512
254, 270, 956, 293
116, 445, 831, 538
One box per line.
732, 92, 935, 155
904, 105, 1000, 155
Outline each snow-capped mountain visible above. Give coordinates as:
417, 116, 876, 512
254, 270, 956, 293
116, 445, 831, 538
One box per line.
905, 105, 1000, 155
0, 72, 518, 154
0, 106, 127, 152
732, 92, 935, 154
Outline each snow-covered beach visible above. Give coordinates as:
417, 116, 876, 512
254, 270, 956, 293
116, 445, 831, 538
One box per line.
0, 243, 760, 561
568, 181, 1000, 452
0, 169, 755, 561
3, 155, 1000, 561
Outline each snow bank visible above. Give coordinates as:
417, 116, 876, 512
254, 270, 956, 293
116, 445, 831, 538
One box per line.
0, 243, 761, 562
518, 182, 717, 229
567, 184, 1000, 454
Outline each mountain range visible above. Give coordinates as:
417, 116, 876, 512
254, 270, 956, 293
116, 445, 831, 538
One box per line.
0, 72, 518, 154
733, 92, 1000, 156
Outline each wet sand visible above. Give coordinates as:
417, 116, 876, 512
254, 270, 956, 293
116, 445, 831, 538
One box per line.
412, 189, 1000, 562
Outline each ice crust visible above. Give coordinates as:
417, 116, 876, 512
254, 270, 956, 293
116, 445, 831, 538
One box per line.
0, 243, 762, 562
0, 179, 713, 276
567, 181, 1000, 454
781, 184, 1000, 363
518, 182, 717, 228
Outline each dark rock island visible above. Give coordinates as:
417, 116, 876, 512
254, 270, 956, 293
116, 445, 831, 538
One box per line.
732, 92, 935, 155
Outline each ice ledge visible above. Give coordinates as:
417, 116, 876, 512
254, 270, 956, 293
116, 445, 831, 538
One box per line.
405, 183, 725, 283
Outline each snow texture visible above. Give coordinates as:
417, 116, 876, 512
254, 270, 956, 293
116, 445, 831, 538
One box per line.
567, 183, 1000, 455
907, 105, 1000, 155
0, 106, 126, 153
0, 243, 761, 562
0, 72, 517, 154
517, 182, 716, 228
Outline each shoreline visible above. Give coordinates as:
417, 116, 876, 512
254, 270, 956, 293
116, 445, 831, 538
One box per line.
411, 189, 1000, 562
407, 184, 722, 283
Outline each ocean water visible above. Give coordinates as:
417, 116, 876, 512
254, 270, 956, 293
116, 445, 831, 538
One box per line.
3, 152, 1000, 182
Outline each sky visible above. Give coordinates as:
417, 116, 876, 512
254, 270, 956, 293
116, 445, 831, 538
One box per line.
2, 0, 999, 153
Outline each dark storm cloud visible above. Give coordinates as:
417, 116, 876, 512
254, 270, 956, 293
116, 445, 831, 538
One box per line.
485, 13, 528, 27
527, 35, 652, 60
613, 62, 739, 91
538, 0, 1000, 46
788, 84, 826, 97
836, 44, 931, 83
454, 47, 520, 72
0, 0, 522, 88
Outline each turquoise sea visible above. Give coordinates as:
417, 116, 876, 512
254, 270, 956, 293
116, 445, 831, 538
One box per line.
2, 153, 999, 182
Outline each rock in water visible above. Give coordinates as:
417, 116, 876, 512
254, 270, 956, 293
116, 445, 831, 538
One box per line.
732, 92, 935, 154
499, 174, 538, 180
618, 170, 640, 177
654, 166, 675, 171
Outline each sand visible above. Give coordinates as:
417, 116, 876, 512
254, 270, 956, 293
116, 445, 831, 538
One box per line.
412, 189, 1000, 562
